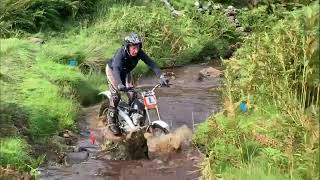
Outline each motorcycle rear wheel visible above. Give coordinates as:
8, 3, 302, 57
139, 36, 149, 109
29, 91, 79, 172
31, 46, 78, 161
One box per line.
99, 98, 110, 117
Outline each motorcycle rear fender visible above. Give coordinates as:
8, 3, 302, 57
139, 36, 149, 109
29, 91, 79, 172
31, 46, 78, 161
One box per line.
98, 91, 112, 99
151, 120, 170, 132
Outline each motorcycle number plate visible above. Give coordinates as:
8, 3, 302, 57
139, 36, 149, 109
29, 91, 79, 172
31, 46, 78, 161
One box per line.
144, 95, 157, 109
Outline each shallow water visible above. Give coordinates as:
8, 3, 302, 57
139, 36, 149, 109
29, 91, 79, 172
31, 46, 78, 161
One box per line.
39, 63, 222, 180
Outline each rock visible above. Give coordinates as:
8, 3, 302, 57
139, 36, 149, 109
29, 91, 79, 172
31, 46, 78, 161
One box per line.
65, 130, 77, 137
152, 159, 163, 164
65, 152, 89, 165
212, 4, 223, 10
199, 67, 222, 79
223, 42, 241, 59
227, 16, 236, 21
204, 56, 211, 61
63, 133, 70, 138
28, 37, 45, 45
82, 147, 99, 153
52, 135, 65, 145
103, 130, 148, 160
169, 161, 175, 166
57, 152, 66, 164
164, 72, 176, 77
80, 130, 90, 137
194, 1, 200, 8
102, 154, 112, 160
226, 6, 237, 14
236, 27, 245, 32
172, 10, 184, 17
73, 146, 80, 152
76, 140, 99, 152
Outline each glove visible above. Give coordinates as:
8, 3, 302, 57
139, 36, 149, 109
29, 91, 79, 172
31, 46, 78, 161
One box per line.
117, 84, 127, 91
159, 74, 169, 86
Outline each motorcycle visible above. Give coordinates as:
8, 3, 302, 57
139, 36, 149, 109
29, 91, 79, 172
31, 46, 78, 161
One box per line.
98, 83, 170, 137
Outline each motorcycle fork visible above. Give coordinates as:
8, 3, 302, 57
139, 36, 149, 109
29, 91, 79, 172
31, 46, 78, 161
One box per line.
145, 106, 161, 125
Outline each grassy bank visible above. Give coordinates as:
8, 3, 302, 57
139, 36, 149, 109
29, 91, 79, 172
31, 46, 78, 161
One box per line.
193, 1, 319, 179
0, 37, 105, 174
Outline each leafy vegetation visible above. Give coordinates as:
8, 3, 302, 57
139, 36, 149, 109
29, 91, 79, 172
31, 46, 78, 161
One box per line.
0, 37, 104, 172
193, 1, 319, 179
0, 0, 99, 37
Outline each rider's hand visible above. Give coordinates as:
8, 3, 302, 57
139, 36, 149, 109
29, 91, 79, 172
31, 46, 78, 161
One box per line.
127, 86, 134, 91
117, 84, 127, 91
159, 74, 169, 86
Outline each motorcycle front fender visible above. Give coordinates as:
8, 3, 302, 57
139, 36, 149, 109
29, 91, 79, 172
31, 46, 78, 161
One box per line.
151, 120, 170, 132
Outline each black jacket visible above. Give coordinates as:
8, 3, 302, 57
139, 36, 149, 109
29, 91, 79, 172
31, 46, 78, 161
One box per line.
107, 46, 162, 85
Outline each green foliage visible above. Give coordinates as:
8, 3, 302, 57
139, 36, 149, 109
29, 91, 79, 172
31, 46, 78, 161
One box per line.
0, 0, 99, 37
0, 37, 106, 174
0, 103, 30, 137
96, 2, 237, 66
194, 104, 319, 179
0, 37, 103, 138
194, 2, 319, 179
0, 138, 30, 169
221, 162, 290, 180
237, 6, 280, 31
170, 0, 195, 10
225, 1, 319, 119
21, 77, 78, 136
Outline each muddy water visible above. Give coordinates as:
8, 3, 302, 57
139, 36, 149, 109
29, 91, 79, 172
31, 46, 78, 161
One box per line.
38, 63, 222, 180
140, 63, 222, 129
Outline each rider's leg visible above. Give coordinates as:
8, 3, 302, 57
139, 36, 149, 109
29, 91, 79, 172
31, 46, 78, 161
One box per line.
126, 72, 137, 105
106, 65, 121, 135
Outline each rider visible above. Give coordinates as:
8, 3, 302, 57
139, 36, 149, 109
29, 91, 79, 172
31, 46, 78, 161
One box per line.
105, 32, 169, 135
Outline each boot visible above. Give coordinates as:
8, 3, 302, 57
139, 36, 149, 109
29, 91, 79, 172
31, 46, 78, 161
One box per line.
107, 108, 121, 135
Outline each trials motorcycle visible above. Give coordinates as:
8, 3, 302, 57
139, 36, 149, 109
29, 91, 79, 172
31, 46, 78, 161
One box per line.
98, 83, 170, 137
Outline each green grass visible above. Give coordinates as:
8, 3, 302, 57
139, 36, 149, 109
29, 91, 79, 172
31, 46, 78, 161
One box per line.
194, 102, 319, 179
221, 162, 291, 180
193, 2, 319, 179
0, 138, 30, 169
0, 37, 104, 171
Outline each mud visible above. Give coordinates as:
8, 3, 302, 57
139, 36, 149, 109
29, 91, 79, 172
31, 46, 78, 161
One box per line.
38, 63, 222, 180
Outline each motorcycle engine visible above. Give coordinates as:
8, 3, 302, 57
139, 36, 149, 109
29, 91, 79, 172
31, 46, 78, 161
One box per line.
130, 99, 146, 126
131, 113, 144, 126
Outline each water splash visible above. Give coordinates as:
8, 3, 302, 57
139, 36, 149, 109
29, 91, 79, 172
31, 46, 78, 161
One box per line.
144, 125, 193, 155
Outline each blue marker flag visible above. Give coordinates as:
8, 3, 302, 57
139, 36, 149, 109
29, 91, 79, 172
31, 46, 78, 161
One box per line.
240, 102, 247, 112
69, 59, 76, 66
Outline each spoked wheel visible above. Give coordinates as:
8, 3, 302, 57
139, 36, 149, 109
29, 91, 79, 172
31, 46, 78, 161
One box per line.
99, 99, 110, 117
148, 124, 169, 137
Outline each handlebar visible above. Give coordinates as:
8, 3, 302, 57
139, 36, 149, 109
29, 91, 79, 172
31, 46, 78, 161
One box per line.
119, 83, 170, 93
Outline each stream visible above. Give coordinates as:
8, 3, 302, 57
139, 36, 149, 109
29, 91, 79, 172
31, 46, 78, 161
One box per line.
38, 63, 222, 180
